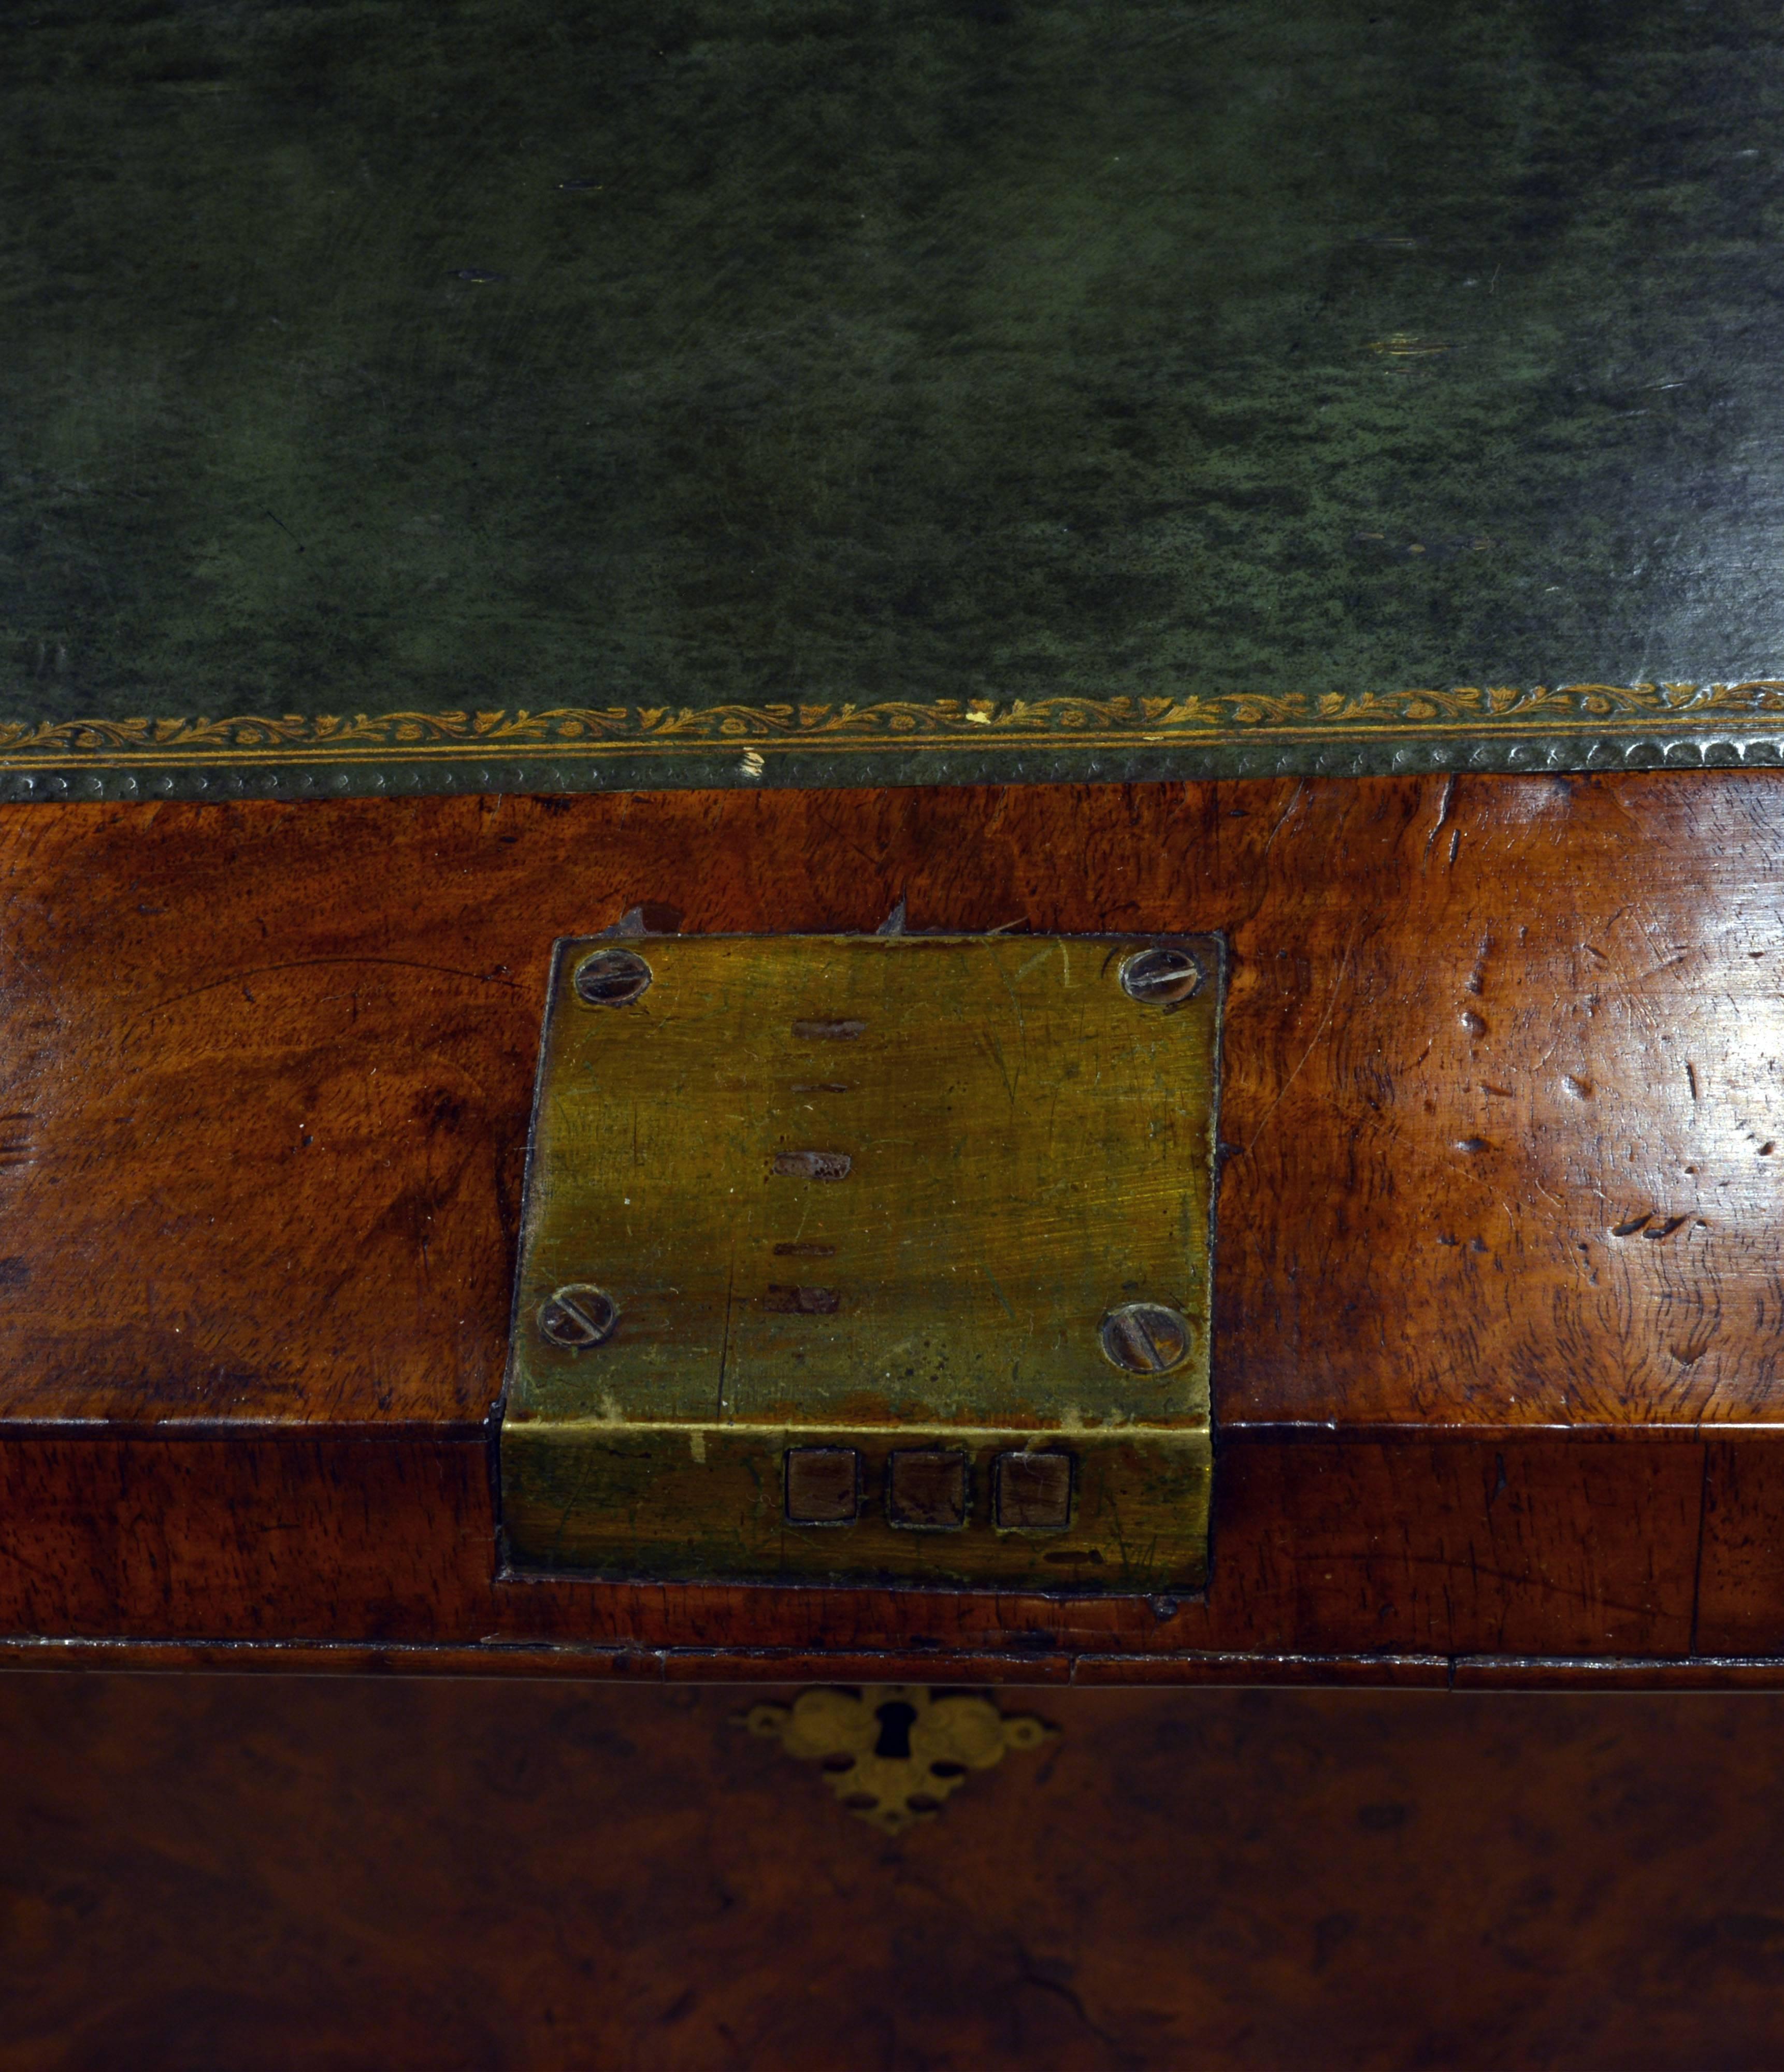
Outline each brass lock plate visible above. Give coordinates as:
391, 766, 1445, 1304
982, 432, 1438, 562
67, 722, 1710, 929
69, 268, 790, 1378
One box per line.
500, 931, 1221, 1590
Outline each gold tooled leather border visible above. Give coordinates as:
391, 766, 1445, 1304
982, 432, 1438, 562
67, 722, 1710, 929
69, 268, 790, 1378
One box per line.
4, 681, 1783, 769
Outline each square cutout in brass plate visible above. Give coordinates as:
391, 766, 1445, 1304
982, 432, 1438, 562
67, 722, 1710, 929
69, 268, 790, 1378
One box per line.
500, 932, 1221, 1590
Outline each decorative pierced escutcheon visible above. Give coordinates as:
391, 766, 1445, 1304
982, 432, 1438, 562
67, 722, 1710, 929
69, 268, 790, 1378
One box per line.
737, 1684, 1055, 1834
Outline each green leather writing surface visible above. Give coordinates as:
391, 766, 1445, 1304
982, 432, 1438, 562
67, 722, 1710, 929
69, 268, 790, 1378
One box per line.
5, 0, 1784, 795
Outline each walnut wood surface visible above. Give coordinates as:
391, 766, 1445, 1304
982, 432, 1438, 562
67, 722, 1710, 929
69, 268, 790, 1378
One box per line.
5, 776, 1784, 1677
8, 1673, 1784, 2071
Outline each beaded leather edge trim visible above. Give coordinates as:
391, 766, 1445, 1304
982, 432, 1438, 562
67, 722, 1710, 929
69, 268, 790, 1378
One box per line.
1, 681, 1782, 763
8, 682, 1784, 797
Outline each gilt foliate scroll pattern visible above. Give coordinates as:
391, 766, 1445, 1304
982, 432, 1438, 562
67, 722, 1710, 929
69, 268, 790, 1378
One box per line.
737, 1685, 1055, 1835
4, 680, 1784, 769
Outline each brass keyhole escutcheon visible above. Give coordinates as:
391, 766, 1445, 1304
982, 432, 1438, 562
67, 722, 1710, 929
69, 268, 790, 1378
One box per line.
737, 1685, 1056, 1834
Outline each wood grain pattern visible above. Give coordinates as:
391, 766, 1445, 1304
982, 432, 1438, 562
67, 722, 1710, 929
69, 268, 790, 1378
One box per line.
4, 776, 1784, 1676
10, 1674, 1784, 2070
0, 1433, 1706, 1660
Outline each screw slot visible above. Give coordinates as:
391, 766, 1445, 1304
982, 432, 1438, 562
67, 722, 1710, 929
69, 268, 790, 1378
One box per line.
538, 1284, 619, 1348
573, 948, 653, 1007
1118, 945, 1204, 1006
1099, 1301, 1192, 1374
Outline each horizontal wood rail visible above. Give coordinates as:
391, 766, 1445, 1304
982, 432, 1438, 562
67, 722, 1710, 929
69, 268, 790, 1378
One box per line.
3, 776, 1783, 1684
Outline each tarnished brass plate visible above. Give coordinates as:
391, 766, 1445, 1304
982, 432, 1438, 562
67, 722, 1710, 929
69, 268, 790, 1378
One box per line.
500, 933, 1221, 1589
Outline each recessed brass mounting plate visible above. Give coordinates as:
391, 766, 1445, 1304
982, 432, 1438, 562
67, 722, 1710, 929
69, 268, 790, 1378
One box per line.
500, 932, 1221, 1590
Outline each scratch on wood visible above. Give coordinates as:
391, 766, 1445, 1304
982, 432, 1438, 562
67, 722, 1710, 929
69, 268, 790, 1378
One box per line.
1260, 779, 1307, 862
1244, 919, 1361, 1154
1425, 774, 1457, 863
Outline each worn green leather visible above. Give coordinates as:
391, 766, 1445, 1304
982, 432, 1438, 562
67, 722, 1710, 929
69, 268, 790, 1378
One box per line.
5, 0, 1783, 794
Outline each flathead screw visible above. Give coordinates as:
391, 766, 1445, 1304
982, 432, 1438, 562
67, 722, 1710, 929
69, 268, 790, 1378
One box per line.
538, 1285, 618, 1348
573, 947, 653, 1007
1119, 946, 1205, 1006
1100, 1302, 1192, 1374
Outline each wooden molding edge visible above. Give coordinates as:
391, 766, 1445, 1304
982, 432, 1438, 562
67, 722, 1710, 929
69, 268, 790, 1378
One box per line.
6, 1638, 1784, 1690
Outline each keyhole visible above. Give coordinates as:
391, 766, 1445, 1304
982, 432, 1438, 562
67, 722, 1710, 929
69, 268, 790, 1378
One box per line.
873, 1701, 918, 1760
